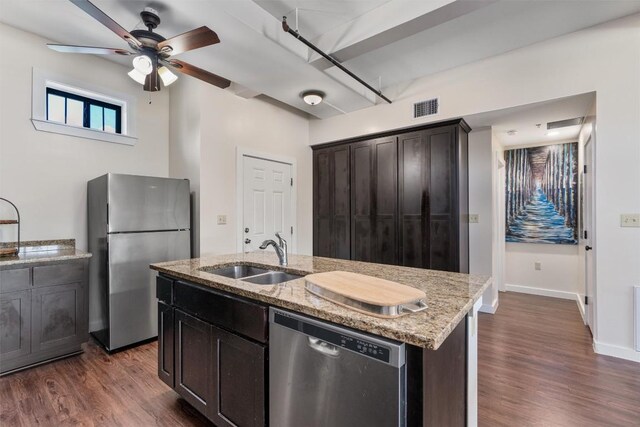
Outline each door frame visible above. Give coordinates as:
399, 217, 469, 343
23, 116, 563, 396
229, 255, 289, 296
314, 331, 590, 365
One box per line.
236, 147, 297, 254
582, 135, 597, 338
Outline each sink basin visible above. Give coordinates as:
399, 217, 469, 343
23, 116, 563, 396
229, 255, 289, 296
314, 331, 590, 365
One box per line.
201, 264, 271, 279
242, 271, 304, 285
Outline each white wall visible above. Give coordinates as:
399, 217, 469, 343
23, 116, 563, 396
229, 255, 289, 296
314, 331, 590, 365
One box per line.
468, 128, 496, 312
0, 23, 169, 251
505, 243, 580, 297
169, 78, 201, 256
309, 14, 640, 360
169, 82, 312, 257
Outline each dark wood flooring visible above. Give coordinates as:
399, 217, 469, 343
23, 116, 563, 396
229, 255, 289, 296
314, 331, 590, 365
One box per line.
478, 292, 640, 427
1, 292, 638, 426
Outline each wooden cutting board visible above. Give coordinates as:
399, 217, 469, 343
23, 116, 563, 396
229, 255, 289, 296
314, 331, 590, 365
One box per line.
305, 271, 426, 318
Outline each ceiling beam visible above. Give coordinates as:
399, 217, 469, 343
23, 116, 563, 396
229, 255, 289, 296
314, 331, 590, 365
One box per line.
308, 0, 497, 69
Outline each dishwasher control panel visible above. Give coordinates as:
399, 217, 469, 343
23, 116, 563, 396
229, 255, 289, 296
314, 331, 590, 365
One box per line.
273, 311, 391, 363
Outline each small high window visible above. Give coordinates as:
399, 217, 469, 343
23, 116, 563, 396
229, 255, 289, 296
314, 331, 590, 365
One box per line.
46, 87, 122, 134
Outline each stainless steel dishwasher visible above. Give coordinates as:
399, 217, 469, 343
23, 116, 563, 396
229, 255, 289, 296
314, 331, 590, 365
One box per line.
269, 308, 406, 427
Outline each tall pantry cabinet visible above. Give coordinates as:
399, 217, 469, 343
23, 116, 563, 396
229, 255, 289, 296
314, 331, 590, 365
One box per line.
312, 119, 470, 273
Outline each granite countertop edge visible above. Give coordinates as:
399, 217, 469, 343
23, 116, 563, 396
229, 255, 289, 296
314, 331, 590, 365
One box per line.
151, 253, 491, 350
0, 239, 92, 267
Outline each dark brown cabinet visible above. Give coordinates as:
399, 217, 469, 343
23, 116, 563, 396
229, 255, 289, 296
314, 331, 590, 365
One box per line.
313, 119, 469, 273
157, 301, 174, 388
0, 260, 89, 375
175, 309, 214, 417
313, 144, 351, 259
158, 276, 267, 426
210, 325, 266, 427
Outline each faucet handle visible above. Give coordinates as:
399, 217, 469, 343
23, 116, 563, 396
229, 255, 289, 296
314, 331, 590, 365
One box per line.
275, 232, 287, 247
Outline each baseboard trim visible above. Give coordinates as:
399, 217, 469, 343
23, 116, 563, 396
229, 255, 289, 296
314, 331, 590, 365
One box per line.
593, 340, 640, 363
576, 294, 587, 325
505, 283, 577, 300
479, 297, 499, 314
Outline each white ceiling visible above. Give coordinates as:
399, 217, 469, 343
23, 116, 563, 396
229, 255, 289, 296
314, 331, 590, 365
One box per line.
1, 1, 638, 119
464, 92, 595, 147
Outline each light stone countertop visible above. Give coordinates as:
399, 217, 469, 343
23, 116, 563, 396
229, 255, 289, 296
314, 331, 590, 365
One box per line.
0, 239, 92, 267
151, 252, 491, 350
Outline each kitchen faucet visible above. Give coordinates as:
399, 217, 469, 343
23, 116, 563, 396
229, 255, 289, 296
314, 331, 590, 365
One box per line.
259, 232, 288, 266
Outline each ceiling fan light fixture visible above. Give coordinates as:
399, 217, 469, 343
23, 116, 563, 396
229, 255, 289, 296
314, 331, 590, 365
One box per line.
132, 55, 153, 75
158, 66, 178, 86
128, 68, 147, 85
302, 90, 324, 106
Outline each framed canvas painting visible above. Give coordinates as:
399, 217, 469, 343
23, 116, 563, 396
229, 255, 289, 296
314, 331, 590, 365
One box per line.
505, 142, 578, 244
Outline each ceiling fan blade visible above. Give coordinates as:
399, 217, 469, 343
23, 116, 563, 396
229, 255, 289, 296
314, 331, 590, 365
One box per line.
157, 26, 220, 56
47, 43, 133, 55
69, 0, 141, 48
165, 59, 230, 89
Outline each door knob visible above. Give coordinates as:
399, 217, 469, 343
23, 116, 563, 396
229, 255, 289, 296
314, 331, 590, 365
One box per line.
245, 227, 249, 233
245, 238, 251, 244
585, 245, 593, 251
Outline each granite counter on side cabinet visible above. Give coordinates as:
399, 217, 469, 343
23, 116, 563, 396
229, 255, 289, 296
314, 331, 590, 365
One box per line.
0, 239, 92, 267
151, 252, 491, 350
0, 240, 91, 375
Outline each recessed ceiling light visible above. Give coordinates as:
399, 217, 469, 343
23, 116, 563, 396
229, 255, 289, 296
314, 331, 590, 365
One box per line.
302, 90, 324, 106
546, 131, 560, 137
507, 129, 517, 136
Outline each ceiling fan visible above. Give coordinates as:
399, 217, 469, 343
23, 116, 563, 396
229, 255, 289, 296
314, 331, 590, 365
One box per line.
47, 0, 230, 91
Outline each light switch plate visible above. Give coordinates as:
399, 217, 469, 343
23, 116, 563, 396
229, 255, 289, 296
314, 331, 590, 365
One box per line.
217, 215, 227, 225
469, 214, 479, 224
621, 213, 640, 227
534, 261, 542, 271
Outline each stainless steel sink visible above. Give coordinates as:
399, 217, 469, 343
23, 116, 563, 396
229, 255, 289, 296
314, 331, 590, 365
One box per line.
242, 271, 304, 285
200, 264, 271, 279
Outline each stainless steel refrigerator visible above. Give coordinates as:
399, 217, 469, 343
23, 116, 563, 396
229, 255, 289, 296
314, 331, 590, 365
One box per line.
87, 173, 191, 351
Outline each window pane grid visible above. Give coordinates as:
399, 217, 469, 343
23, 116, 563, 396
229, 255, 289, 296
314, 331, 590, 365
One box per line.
45, 87, 122, 134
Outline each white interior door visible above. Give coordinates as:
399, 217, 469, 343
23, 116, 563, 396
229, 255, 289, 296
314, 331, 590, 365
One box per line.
242, 156, 293, 253
584, 138, 595, 333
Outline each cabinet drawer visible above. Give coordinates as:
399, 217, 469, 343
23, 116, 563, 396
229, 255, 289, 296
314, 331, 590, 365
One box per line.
33, 262, 84, 287
174, 281, 268, 344
0, 268, 31, 292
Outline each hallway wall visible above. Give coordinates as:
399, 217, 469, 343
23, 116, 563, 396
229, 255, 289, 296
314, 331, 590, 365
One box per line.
505, 243, 580, 299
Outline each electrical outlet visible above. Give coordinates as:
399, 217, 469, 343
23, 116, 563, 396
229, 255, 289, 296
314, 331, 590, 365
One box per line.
621, 213, 640, 227
469, 214, 479, 224
534, 261, 542, 271
217, 215, 227, 225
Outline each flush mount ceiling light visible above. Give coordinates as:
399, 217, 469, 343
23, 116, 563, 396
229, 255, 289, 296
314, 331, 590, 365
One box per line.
47, 3, 231, 92
507, 129, 518, 136
302, 90, 324, 106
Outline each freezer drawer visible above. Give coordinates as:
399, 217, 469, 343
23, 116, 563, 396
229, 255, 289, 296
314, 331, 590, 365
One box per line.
107, 230, 190, 350
107, 174, 190, 233
269, 308, 406, 427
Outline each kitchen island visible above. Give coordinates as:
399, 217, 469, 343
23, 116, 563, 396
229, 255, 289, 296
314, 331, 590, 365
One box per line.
151, 252, 491, 426
0, 240, 91, 375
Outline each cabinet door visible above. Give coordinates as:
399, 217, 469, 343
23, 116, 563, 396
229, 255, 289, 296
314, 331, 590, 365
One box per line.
210, 325, 266, 427
350, 137, 398, 264
0, 290, 31, 362
158, 302, 174, 388
32, 282, 85, 353
428, 126, 459, 272
313, 145, 350, 259
175, 309, 214, 416
399, 131, 429, 268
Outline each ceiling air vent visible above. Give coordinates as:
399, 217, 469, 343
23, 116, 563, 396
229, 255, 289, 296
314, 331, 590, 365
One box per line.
547, 117, 584, 129
414, 98, 439, 118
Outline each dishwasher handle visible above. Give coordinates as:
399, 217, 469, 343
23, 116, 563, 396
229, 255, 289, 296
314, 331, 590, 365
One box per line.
308, 337, 340, 357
